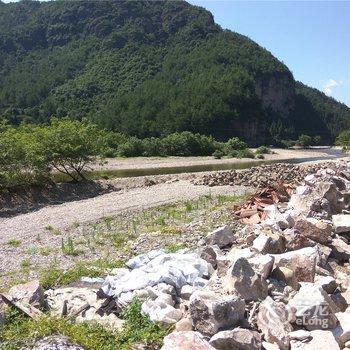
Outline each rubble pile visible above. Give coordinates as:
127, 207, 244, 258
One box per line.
193, 161, 348, 188
233, 184, 295, 225
2, 161, 350, 350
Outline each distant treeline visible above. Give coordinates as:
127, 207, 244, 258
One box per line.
0, 118, 339, 189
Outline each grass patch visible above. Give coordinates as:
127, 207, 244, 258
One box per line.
40, 259, 124, 290
164, 243, 187, 253
0, 299, 168, 350
7, 239, 21, 248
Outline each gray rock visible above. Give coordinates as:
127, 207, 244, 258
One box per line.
189, 290, 245, 337
257, 296, 293, 350
315, 276, 338, 294
248, 254, 274, 279
199, 245, 222, 268
332, 311, 350, 346
294, 217, 332, 244
290, 330, 340, 350
264, 204, 293, 230
209, 328, 262, 350
224, 257, 268, 301
141, 299, 182, 325
333, 214, 350, 234
330, 237, 350, 262
252, 231, 285, 254
288, 283, 339, 330
8, 280, 44, 309
205, 226, 235, 248
283, 228, 315, 251
27, 336, 84, 350
175, 317, 193, 331
161, 331, 215, 350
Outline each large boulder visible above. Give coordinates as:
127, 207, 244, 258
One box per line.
257, 296, 293, 350
224, 257, 268, 301
209, 328, 262, 350
294, 217, 332, 244
288, 283, 339, 330
189, 290, 245, 337
205, 226, 235, 248
161, 331, 215, 350
332, 214, 350, 234
7, 280, 44, 309
271, 246, 319, 283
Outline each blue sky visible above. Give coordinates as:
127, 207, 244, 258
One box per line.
189, 0, 350, 106
3, 0, 350, 107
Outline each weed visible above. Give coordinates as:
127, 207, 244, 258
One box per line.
61, 236, 80, 256
0, 299, 169, 350
45, 225, 61, 235
40, 259, 124, 289
165, 243, 187, 253
20, 259, 30, 269
7, 239, 21, 248
103, 215, 114, 230
73, 221, 80, 228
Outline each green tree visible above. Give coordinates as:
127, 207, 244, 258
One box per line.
336, 130, 350, 147
41, 118, 102, 181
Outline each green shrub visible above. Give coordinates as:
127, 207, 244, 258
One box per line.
256, 154, 265, 159
225, 137, 248, 151
212, 150, 224, 159
229, 149, 255, 159
297, 134, 312, 148
281, 139, 296, 149
255, 146, 271, 154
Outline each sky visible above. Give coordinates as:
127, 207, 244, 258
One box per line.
3, 0, 350, 107
189, 0, 350, 107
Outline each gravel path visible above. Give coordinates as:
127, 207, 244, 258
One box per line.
0, 180, 249, 278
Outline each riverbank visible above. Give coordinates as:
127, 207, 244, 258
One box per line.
90, 148, 342, 172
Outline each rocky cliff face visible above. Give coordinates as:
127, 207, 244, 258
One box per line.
255, 72, 295, 119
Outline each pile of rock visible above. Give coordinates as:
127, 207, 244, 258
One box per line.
2, 161, 350, 350
193, 161, 348, 188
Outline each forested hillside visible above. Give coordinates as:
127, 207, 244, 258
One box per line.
0, 0, 349, 144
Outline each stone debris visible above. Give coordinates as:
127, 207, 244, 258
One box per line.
3, 160, 350, 350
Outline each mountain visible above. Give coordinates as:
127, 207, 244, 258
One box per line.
0, 0, 349, 144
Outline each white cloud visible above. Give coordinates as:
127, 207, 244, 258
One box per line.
323, 78, 343, 95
